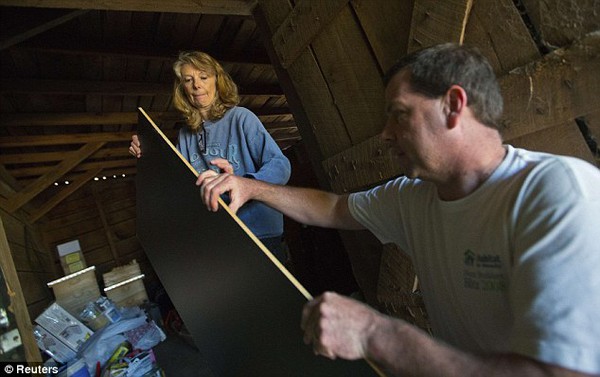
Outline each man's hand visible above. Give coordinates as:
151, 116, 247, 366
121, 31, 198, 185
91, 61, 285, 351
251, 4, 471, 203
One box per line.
196, 170, 254, 214
301, 292, 379, 360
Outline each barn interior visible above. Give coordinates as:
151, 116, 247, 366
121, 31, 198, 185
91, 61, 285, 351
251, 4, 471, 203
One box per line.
0, 0, 598, 375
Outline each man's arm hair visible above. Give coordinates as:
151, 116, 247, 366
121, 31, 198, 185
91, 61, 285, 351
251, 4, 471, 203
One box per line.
251, 180, 364, 230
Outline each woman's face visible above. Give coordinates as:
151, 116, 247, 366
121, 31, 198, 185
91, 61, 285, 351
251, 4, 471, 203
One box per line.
180, 63, 217, 110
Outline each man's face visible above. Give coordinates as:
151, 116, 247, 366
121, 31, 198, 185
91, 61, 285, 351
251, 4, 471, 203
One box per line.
382, 70, 447, 180
180, 63, 217, 110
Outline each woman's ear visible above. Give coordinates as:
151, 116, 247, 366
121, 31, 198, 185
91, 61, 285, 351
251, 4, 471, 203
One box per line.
446, 85, 467, 128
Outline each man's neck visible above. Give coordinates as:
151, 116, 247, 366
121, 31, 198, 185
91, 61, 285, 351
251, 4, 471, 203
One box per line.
436, 136, 506, 201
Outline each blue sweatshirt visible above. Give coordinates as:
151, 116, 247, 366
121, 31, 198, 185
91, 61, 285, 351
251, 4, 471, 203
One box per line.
177, 106, 291, 239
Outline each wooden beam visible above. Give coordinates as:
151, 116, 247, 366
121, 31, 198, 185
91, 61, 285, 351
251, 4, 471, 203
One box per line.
0, 216, 42, 362
0, 0, 256, 16
271, 0, 349, 68
322, 135, 401, 193
4, 142, 105, 213
0, 78, 283, 96
0, 164, 21, 191
464, 0, 539, 74
407, 0, 473, 52
0, 147, 129, 165
0, 108, 291, 127
500, 31, 600, 140
257, 1, 352, 159
322, 31, 600, 193
520, 0, 600, 49
28, 168, 102, 223
17, 40, 272, 66
92, 187, 121, 265
0, 9, 89, 51
254, 2, 331, 188
0, 112, 182, 127
9, 158, 135, 179
0, 132, 135, 148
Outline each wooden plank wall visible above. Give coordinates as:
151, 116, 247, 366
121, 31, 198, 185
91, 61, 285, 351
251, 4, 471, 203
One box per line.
39, 179, 157, 299
255, 0, 600, 328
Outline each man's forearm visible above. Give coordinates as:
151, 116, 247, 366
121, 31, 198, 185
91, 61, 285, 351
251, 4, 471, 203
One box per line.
366, 317, 590, 377
249, 180, 363, 230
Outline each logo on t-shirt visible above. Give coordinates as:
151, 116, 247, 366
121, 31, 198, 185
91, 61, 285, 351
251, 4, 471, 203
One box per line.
463, 249, 506, 292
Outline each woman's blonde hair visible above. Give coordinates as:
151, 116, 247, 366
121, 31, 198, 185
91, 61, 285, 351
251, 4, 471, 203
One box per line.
172, 51, 239, 131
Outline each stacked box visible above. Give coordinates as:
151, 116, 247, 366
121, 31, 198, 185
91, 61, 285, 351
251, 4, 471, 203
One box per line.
47, 266, 101, 317
103, 260, 148, 308
56, 240, 86, 275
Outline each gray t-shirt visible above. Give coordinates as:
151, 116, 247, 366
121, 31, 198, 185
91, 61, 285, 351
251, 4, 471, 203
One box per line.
349, 145, 600, 374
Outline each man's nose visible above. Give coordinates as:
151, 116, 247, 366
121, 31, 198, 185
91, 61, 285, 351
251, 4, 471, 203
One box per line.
380, 119, 394, 141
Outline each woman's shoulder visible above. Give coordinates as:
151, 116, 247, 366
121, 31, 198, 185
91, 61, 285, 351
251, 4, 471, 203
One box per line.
227, 106, 257, 118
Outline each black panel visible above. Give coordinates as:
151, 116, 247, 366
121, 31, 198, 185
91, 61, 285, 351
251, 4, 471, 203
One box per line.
135, 110, 376, 377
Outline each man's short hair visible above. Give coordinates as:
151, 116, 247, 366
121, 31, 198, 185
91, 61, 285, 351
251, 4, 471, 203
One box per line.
384, 43, 504, 131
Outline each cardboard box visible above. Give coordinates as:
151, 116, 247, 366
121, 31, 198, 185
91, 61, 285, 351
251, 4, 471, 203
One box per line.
35, 302, 93, 351
57, 240, 87, 275
33, 325, 76, 363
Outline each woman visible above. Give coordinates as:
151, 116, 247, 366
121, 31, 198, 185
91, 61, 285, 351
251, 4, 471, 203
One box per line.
130, 51, 291, 263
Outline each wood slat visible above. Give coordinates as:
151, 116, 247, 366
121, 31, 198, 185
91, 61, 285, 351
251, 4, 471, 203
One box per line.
0, 109, 291, 127
258, 0, 353, 159
0, 131, 134, 147
271, 0, 349, 68
0, 0, 256, 16
464, 0, 540, 74
500, 31, 600, 140
322, 31, 600, 193
408, 0, 473, 52
507, 121, 595, 164
0, 78, 283, 96
520, 0, 600, 48
310, 5, 386, 145
350, 0, 415, 73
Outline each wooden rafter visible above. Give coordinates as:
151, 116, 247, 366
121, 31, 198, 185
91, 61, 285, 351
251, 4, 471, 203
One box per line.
0, 79, 283, 97
322, 31, 600, 193
0, 0, 256, 16
0, 110, 292, 127
4, 142, 105, 213
0, 9, 89, 51
28, 168, 103, 223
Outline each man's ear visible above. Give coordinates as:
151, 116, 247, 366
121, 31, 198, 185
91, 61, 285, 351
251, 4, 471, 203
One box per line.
445, 85, 467, 128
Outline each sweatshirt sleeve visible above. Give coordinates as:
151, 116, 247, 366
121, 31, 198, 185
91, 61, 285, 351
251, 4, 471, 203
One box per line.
238, 108, 291, 185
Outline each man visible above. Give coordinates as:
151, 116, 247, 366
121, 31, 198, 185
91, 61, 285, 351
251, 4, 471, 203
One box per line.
197, 44, 600, 376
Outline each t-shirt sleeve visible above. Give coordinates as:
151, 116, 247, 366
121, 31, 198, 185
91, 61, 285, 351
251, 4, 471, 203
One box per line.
348, 178, 409, 250
509, 158, 600, 374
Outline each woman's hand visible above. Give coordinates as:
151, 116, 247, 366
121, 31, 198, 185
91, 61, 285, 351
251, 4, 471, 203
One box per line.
210, 158, 234, 174
129, 135, 142, 158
